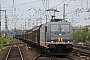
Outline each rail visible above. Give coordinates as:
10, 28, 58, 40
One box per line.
5, 43, 24, 60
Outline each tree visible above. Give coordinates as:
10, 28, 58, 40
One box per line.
73, 26, 89, 43
87, 31, 90, 41
83, 26, 89, 32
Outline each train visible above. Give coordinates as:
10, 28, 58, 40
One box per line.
15, 17, 73, 55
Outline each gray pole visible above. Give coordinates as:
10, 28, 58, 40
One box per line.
39, 10, 42, 24
80, 25, 81, 31
36, 19, 38, 25
23, 23, 24, 33
46, 15, 47, 23
24, 22, 26, 39
32, 20, 34, 27
63, 4, 65, 21
28, 19, 31, 29
21, 24, 22, 34
0, 10, 8, 37
5, 10, 8, 37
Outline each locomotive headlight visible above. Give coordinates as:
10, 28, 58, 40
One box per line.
68, 41, 70, 43
51, 41, 53, 43
59, 33, 62, 36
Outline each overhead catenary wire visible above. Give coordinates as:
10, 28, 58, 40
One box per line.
47, 0, 75, 17
50, 0, 90, 10
1, 0, 90, 31
51, 0, 67, 9
1, 0, 42, 8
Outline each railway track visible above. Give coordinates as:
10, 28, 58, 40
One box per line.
5, 43, 23, 60
32, 48, 90, 60
73, 44, 90, 59
32, 54, 83, 60
74, 45, 90, 50
72, 48, 90, 60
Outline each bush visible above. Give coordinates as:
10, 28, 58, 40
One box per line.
0, 37, 18, 51
87, 31, 90, 41
0, 44, 3, 51
73, 27, 89, 43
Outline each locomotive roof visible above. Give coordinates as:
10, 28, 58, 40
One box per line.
33, 26, 40, 31
51, 19, 62, 22
51, 19, 68, 22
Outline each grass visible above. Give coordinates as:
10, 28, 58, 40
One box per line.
0, 37, 18, 51
0, 44, 3, 51
85, 40, 90, 42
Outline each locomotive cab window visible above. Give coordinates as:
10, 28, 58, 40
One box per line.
61, 25, 70, 32
51, 25, 59, 32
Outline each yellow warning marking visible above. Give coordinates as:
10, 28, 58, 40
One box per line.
58, 37, 63, 42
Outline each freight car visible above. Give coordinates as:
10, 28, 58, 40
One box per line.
15, 17, 73, 55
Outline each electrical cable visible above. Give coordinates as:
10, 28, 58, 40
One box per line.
51, 0, 67, 9
2, 0, 41, 8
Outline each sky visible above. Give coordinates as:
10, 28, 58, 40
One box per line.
0, 0, 90, 31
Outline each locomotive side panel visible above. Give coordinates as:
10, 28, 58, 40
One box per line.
40, 25, 46, 47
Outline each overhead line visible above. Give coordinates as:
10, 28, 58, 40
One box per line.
1, 0, 41, 8
51, 0, 67, 9
51, 0, 90, 9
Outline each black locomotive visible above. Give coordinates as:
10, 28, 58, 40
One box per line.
15, 17, 73, 55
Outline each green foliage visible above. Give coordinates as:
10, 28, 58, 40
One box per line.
73, 26, 89, 43
87, 31, 90, 41
0, 38, 10, 44
10, 39, 18, 42
82, 27, 89, 32
73, 30, 86, 43
0, 37, 18, 51
0, 44, 3, 51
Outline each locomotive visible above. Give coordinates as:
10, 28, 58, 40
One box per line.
15, 17, 73, 55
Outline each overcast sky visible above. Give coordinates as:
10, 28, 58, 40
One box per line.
0, 0, 90, 30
